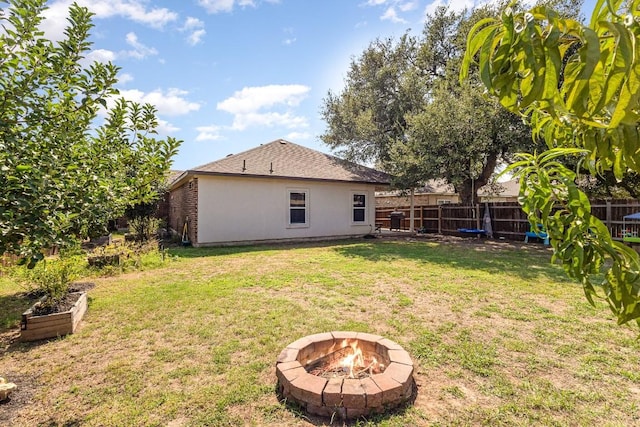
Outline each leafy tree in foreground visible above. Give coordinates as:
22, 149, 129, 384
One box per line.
561, 156, 640, 199
462, 0, 640, 326
0, 0, 181, 266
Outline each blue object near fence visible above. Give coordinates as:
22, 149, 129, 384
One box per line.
623, 212, 640, 244
524, 224, 549, 245
457, 228, 487, 237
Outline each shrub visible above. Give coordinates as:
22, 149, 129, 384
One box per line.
128, 217, 162, 242
15, 257, 83, 312
87, 238, 170, 274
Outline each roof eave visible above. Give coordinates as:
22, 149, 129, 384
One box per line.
168, 170, 193, 190
169, 170, 390, 188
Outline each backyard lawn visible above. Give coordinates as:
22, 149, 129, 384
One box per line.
1, 236, 639, 426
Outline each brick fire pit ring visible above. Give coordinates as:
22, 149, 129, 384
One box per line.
276, 331, 415, 419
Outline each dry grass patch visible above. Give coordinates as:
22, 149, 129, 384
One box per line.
1, 237, 639, 426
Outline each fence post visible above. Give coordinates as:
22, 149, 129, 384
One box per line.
375, 198, 639, 240
409, 188, 415, 233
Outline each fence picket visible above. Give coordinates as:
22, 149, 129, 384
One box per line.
375, 199, 640, 241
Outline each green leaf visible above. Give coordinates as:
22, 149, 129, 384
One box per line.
478, 27, 500, 92
460, 18, 498, 82
563, 27, 600, 118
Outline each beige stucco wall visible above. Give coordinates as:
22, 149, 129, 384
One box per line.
196, 175, 377, 245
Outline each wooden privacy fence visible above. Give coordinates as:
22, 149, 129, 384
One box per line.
375, 199, 640, 241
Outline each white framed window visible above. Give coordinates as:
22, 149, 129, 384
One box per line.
288, 189, 309, 227
352, 193, 367, 223
437, 199, 451, 205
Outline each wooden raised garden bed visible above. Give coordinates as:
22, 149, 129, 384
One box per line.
20, 291, 88, 342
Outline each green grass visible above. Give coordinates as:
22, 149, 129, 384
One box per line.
1, 238, 639, 426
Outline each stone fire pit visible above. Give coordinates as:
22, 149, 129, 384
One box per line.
276, 331, 415, 419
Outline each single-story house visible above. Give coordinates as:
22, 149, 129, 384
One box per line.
375, 178, 520, 207
478, 178, 520, 203
376, 179, 458, 207
168, 139, 390, 246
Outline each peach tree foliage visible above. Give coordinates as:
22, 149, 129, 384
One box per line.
461, 0, 640, 326
0, 0, 180, 267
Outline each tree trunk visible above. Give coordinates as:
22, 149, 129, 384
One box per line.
457, 182, 474, 205
456, 153, 499, 205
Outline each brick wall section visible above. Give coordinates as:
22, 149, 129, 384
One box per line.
156, 192, 171, 225
168, 177, 198, 244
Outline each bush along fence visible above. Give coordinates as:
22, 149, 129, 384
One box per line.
375, 199, 640, 242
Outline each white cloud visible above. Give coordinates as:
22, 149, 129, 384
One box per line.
217, 85, 309, 114
85, 49, 116, 64
182, 17, 206, 46
198, 0, 234, 13
400, 1, 419, 12
381, 7, 407, 23
364, 0, 418, 23
187, 29, 207, 46
89, 1, 177, 28
286, 131, 312, 141
424, 0, 442, 16
195, 125, 224, 141
39, 2, 76, 41
283, 37, 296, 45
217, 84, 310, 131
119, 88, 201, 116
82, 34, 155, 67
231, 112, 307, 130
183, 17, 204, 30
197, 0, 263, 14
157, 119, 180, 134
41, 0, 178, 40
117, 73, 134, 85
122, 32, 158, 60
424, 0, 476, 16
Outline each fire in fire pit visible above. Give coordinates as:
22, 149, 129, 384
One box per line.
306, 340, 387, 379
276, 331, 415, 419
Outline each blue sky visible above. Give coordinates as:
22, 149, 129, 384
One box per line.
38, 0, 596, 171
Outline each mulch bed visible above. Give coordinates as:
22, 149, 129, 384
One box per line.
0, 372, 39, 425
0, 282, 96, 423
30, 282, 95, 316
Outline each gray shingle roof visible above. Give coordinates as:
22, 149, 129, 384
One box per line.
177, 139, 390, 185
166, 169, 184, 186
477, 178, 520, 197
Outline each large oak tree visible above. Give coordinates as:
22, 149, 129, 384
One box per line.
320, 6, 537, 204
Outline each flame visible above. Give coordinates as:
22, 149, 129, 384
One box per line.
339, 340, 381, 378
340, 341, 363, 377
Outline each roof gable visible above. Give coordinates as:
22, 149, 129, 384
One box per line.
180, 139, 390, 185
